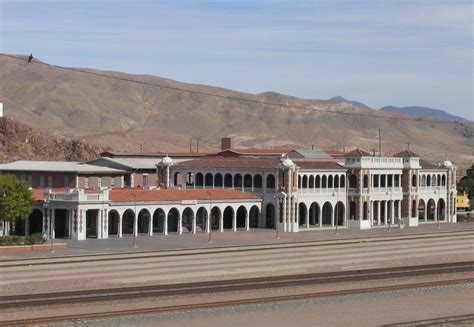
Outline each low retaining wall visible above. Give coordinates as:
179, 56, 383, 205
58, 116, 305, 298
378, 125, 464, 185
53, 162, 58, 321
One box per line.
0, 243, 67, 253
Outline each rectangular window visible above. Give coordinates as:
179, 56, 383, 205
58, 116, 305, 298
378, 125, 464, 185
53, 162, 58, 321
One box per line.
111, 177, 116, 188
84, 177, 89, 188
64, 176, 69, 187
47, 176, 52, 187
27, 175, 32, 187
98, 176, 103, 188
143, 174, 149, 188
39, 176, 45, 187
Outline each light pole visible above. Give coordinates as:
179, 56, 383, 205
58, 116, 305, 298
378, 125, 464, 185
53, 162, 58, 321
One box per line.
334, 189, 339, 236
207, 191, 213, 243
130, 193, 137, 248
50, 197, 55, 253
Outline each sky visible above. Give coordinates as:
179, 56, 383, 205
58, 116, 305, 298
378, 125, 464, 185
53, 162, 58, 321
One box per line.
1, 0, 472, 120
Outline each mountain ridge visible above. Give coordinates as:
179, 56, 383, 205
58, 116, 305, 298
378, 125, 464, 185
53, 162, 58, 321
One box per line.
0, 54, 472, 172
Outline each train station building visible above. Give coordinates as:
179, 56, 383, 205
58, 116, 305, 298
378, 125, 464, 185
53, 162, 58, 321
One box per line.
0, 138, 458, 240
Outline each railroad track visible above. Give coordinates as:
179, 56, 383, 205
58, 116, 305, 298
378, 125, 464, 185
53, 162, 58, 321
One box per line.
0, 279, 472, 327
2, 230, 473, 268
0, 261, 472, 310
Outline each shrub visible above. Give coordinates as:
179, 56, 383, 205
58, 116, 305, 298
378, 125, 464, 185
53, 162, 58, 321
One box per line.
0, 235, 24, 245
25, 233, 45, 245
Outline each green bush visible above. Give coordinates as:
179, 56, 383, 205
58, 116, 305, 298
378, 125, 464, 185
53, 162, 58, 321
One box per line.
25, 233, 45, 245
0, 235, 24, 245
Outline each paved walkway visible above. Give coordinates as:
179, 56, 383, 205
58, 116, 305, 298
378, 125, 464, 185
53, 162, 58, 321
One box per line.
1, 222, 473, 260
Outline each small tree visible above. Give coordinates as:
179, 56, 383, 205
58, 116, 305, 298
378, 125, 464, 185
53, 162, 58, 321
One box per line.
0, 175, 33, 236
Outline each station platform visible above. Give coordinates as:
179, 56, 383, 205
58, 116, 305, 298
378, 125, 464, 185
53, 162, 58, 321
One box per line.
1, 222, 472, 261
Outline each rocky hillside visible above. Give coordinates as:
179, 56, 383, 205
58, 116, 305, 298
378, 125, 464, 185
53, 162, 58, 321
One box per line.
0, 54, 472, 172
0, 117, 105, 163
380, 106, 470, 123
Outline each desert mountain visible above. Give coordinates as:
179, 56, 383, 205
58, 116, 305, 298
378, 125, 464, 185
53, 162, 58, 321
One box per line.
0, 54, 472, 172
380, 106, 470, 123
0, 117, 105, 163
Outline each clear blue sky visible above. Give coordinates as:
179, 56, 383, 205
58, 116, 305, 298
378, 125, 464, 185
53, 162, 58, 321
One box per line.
1, 0, 472, 119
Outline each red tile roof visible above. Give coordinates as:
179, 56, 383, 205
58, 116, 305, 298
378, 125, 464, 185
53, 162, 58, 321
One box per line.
420, 160, 440, 170
174, 157, 281, 169
294, 160, 346, 170
217, 149, 291, 156
325, 150, 346, 156
344, 148, 372, 157
393, 150, 420, 158
109, 188, 259, 202
101, 151, 212, 158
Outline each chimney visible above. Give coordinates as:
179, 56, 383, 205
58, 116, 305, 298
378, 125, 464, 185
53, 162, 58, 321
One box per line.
221, 137, 232, 150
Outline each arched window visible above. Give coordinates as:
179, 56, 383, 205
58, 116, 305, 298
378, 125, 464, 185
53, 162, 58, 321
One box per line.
266, 174, 275, 189
322, 175, 327, 188
302, 175, 308, 188
340, 175, 345, 188
328, 175, 333, 188
309, 175, 314, 188
412, 175, 417, 187
334, 175, 339, 188
363, 175, 368, 188
442, 175, 446, 186
316, 175, 321, 188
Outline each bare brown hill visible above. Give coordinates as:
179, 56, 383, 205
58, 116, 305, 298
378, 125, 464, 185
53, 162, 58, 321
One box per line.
0, 117, 104, 163
0, 54, 472, 172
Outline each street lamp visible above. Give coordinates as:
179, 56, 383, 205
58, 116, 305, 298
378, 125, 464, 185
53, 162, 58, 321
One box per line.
207, 191, 213, 243
130, 192, 137, 248
50, 196, 55, 253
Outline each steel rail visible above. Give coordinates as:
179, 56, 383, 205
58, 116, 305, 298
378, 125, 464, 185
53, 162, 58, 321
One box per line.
0, 261, 472, 309
0, 279, 472, 327
1, 230, 473, 268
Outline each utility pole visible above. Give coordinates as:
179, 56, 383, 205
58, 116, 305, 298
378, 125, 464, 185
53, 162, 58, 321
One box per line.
378, 129, 382, 157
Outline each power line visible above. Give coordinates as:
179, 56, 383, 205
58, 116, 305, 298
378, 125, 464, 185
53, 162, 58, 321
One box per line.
0, 53, 469, 126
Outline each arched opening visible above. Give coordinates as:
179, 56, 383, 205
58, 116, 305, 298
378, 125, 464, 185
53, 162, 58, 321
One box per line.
421, 175, 426, 186
412, 200, 417, 218
363, 175, 369, 188
316, 175, 321, 188
108, 210, 120, 237
223, 206, 234, 230
152, 208, 166, 234
349, 175, 357, 188
249, 206, 259, 228
340, 175, 345, 188
442, 175, 446, 186
196, 207, 208, 232
363, 201, 368, 220
181, 207, 194, 232
265, 203, 275, 228
427, 199, 436, 220
122, 209, 135, 235
137, 209, 150, 234
85, 209, 97, 238
334, 175, 339, 188
412, 175, 417, 187
28, 209, 43, 235
349, 201, 357, 220
195, 173, 204, 187
302, 175, 308, 188
298, 175, 301, 189
298, 203, 307, 226
167, 208, 180, 233
335, 202, 345, 225
426, 175, 431, 186
210, 207, 221, 231
224, 174, 233, 188
437, 199, 446, 221
215, 174, 223, 187
266, 175, 275, 189
234, 174, 242, 188
205, 173, 213, 188
236, 206, 247, 228
244, 174, 252, 188
309, 202, 320, 226
254, 174, 262, 189
437, 174, 441, 187
322, 175, 327, 188
418, 199, 426, 221
322, 202, 332, 226
328, 175, 333, 188
309, 175, 314, 188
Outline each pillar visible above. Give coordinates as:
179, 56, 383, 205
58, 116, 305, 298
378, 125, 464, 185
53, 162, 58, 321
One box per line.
149, 215, 153, 236
232, 210, 237, 232
118, 215, 123, 237
206, 211, 210, 233
305, 207, 309, 229
219, 213, 224, 232
383, 201, 388, 225
390, 201, 394, 225
282, 196, 287, 232
192, 214, 196, 234
133, 214, 138, 237
376, 201, 380, 225
331, 204, 335, 227
319, 206, 322, 228
245, 211, 249, 231
178, 216, 182, 235
164, 215, 168, 235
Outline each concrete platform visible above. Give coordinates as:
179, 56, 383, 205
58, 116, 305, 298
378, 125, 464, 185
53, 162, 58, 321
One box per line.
1, 222, 472, 260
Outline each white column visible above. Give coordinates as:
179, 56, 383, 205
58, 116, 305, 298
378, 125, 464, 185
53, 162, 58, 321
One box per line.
434, 203, 438, 222
282, 196, 287, 232
370, 201, 374, 225
192, 214, 196, 234
424, 204, 427, 221
245, 211, 249, 231
319, 207, 322, 228
164, 215, 168, 235
133, 214, 138, 237
390, 201, 394, 225
149, 215, 153, 236
206, 211, 210, 233
98, 210, 103, 239
219, 213, 224, 232
118, 215, 123, 237
51, 209, 56, 239
398, 201, 401, 223
331, 204, 335, 227
376, 201, 381, 225
305, 207, 309, 229
383, 201, 388, 225
178, 215, 182, 235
